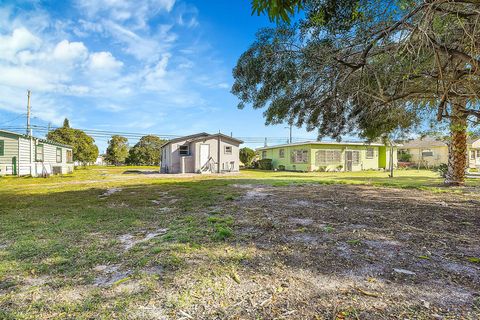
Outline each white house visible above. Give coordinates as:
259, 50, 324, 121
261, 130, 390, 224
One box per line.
0, 130, 74, 177
160, 132, 243, 174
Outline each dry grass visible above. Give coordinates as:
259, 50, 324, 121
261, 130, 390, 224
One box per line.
0, 167, 479, 319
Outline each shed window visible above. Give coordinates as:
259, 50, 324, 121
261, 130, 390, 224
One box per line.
315, 150, 341, 165
471, 150, 475, 160
179, 145, 189, 156
279, 149, 285, 158
262, 150, 267, 159
352, 151, 360, 165
56, 148, 62, 163
36, 144, 44, 162
0, 140, 4, 156
224, 146, 232, 154
366, 148, 374, 159
477, 150, 480, 158
291, 150, 308, 163
66, 150, 73, 163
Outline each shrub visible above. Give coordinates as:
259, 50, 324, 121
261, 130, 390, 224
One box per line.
336, 165, 343, 171
399, 152, 412, 162
258, 159, 273, 170
317, 166, 327, 172
435, 163, 448, 178
278, 165, 285, 171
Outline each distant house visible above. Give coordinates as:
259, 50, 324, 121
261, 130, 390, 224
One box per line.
399, 136, 480, 168
160, 133, 243, 174
95, 155, 106, 166
257, 141, 397, 172
0, 130, 74, 177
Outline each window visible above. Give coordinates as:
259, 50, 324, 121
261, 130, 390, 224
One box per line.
66, 150, 73, 163
477, 150, 480, 158
279, 149, 285, 158
179, 145, 189, 156
0, 140, 4, 156
224, 146, 232, 154
56, 148, 62, 163
315, 150, 341, 165
421, 149, 434, 157
291, 150, 308, 163
471, 150, 475, 160
36, 144, 44, 162
366, 148, 374, 159
262, 150, 267, 159
352, 151, 360, 165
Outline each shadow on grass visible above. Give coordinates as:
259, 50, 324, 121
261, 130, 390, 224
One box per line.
0, 178, 479, 318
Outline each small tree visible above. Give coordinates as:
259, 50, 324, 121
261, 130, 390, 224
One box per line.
47, 118, 99, 165
239, 147, 256, 167
126, 135, 165, 165
105, 135, 129, 166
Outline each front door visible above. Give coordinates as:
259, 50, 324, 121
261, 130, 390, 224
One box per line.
12, 156, 17, 175
345, 151, 353, 171
199, 144, 210, 170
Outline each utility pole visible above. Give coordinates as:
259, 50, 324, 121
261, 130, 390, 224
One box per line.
264, 137, 267, 147
26, 90, 32, 136
284, 124, 292, 144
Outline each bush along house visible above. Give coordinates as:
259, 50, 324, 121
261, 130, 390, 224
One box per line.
256, 141, 397, 172
0, 129, 74, 177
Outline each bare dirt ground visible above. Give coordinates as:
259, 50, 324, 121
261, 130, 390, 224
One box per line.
2, 179, 480, 319
185, 183, 480, 319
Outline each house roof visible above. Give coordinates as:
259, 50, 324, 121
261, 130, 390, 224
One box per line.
0, 129, 73, 149
256, 140, 388, 151
400, 136, 480, 149
161, 132, 243, 147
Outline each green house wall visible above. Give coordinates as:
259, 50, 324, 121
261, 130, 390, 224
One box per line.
260, 144, 396, 171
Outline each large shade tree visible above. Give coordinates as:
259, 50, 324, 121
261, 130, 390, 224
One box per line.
105, 135, 129, 165
235, 0, 480, 185
126, 135, 165, 165
47, 118, 99, 165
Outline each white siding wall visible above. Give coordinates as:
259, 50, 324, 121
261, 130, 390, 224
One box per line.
18, 137, 34, 175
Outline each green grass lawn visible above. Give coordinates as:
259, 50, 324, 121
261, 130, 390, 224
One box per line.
0, 167, 478, 319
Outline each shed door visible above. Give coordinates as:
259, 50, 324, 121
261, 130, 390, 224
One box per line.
200, 144, 210, 168
345, 151, 353, 171
12, 156, 17, 175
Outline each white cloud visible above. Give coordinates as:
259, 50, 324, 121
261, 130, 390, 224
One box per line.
77, 0, 176, 29
0, 27, 42, 62
87, 51, 123, 76
53, 40, 88, 63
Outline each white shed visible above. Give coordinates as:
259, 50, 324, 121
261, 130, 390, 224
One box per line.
160, 133, 243, 174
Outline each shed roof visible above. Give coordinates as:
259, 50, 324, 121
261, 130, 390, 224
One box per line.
0, 129, 73, 149
256, 140, 388, 151
161, 133, 243, 147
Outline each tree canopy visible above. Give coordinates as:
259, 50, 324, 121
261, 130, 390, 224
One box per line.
47, 118, 99, 165
237, 0, 480, 185
239, 147, 256, 166
126, 135, 165, 165
105, 135, 129, 165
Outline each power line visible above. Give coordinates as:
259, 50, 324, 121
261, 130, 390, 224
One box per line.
0, 125, 317, 144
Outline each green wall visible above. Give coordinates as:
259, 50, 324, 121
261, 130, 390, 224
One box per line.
260, 144, 393, 172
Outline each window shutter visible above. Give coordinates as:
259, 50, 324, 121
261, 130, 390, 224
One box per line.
0, 140, 4, 156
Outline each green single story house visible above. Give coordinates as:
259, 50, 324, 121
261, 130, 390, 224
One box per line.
257, 141, 398, 172
0, 129, 74, 177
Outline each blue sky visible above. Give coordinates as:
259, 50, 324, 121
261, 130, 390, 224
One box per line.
0, 0, 316, 151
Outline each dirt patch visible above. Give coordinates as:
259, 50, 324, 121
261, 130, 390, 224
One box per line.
223, 183, 480, 319
118, 228, 168, 251
99, 188, 122, 197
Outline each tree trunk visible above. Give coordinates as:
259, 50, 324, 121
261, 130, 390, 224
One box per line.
444, 102, 468, 186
